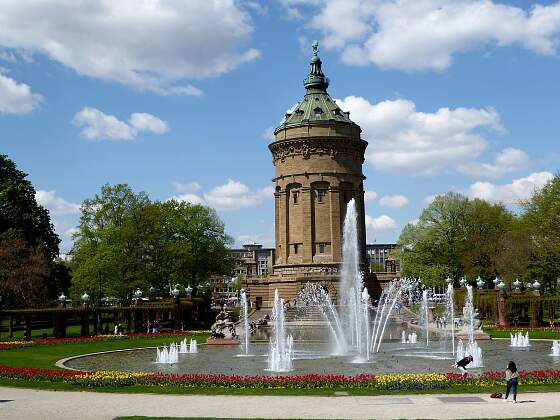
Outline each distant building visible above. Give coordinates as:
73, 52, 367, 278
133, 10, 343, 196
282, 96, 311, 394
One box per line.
229, 243, 275, 278
366, 243, 397, 272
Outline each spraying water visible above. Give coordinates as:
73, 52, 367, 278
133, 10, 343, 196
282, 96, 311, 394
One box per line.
420, 289, 430, 347
240, 289, 250, 355
457, 285, 483, 367
552, 340, 560, 356
267, 289, 294, 372
510, 332, 530, 347
340, 199, 370, 360
446, 283, 455, 355
156, 343, 179, 364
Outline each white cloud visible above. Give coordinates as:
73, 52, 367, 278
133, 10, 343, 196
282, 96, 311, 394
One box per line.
170, 193, 205, 205
365, 214, 398, 232
306, 0, 560, 71
263, 126, 275, 141
0, 0, 260, 94
0, 73, 42, 114
458, 147, 530, 178
129, 113, 169, 135
73, 107, 168, 141
336, 96, 502, 174
364, 190, 377, 202
379, 194, 408, 208
172, 181, 202, 194
170, 179, 274, 211
204, 180, 274, 211
466, 171, 553, 203
35, 190, 80, 215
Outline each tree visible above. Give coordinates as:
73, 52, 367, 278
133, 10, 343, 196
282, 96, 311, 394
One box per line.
0, 155, 60, 261
70, 184, 234, 302
522, 174, 560, 293
0, 232, 50, 307
396, 193, 513, 285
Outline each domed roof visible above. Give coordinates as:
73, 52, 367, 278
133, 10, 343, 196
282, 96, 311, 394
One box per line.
275, 41, 357, 133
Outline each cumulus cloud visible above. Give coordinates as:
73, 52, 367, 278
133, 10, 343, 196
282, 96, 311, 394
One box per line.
0, 73, 42, 114
172, 181, 202, 194
365, 214, 398, 232
35, 190, 80, 215
170, 193, 206, 206
379, 194, 408, 208
466, 171, 553, 203
458, 147, 530, 178
204, 180, 274, 211
73, 107, 168, 141
305, 0, 560, 71
336, 96, 502, 174
364, 190, 377, 202
170, 179, 274, 211
0, 0, 259, 94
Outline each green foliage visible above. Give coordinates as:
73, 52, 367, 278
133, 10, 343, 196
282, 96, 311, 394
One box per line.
398, 174, 560, 292
397, 192, 513, 286
0, 155, 59, 261
70, 184, 233, 302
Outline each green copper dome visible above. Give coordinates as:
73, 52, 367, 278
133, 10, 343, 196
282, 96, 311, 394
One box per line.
276, 41, 356, 132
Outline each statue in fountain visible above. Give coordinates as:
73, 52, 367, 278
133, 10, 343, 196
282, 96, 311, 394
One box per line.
207, 309, 240, 344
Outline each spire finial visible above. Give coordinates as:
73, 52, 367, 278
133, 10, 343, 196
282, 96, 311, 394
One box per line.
304, 41, 329, 91
312, 40, 319, 56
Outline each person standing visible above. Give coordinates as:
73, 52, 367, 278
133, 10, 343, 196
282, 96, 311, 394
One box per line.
504, 361, 519, 403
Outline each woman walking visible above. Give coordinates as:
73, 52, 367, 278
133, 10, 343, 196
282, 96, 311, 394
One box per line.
504, 361, 519, 402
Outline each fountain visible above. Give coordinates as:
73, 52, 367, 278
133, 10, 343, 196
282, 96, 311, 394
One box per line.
340, 199, 370, 360
178, 338, 198, 354
179, 338, 188, 353
156, 343, 179, 364
296, 282, 347, 355
551, 340, 560, 356
456, 285, 483, 367
267, 289, 294, 372
240, 289, 250, 355
401, 331, 418, 344
189, 338, 198, 353
420, 289, 430, 346
446, 283, 455, 355
370, 280, 403, 353
510, 332, 530, 348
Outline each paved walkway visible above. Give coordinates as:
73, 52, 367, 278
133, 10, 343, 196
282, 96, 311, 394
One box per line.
0, 387, 558, 419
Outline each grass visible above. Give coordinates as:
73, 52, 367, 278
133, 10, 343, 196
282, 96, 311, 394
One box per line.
485, 328, 560, 340
0, 333, 210, 370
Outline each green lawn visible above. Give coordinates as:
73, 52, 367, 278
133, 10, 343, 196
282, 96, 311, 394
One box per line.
485, 328, 560, 340
0, 333, 209, 370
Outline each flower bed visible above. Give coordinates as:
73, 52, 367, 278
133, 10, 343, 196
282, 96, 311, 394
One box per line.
0, 331, 208, 350
1, 365, 559, 391
493, 326, 560, 331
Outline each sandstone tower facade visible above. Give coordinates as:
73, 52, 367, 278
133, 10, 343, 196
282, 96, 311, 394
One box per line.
246, 43, 374, 307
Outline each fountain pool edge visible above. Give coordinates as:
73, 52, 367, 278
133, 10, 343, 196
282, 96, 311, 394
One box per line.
55, 344, 209, 371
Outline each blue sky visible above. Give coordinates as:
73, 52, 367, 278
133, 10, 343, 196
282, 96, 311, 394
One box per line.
0, 0, 559, 253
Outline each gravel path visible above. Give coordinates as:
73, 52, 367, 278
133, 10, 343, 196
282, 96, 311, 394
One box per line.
0, 386, 557, 419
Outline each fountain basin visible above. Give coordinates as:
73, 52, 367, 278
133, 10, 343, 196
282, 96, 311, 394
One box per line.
206, 338, 241, 345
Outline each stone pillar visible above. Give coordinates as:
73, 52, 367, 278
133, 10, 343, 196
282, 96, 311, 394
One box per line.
302, 185, 313, 263
81, 304, 90, 337
329, 186, 342, 263
496, 291, 508, 326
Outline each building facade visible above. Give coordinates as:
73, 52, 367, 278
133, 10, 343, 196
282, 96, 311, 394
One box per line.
245, 43, 376, 307
366, 243, 397, 272
230, 243, 275, 277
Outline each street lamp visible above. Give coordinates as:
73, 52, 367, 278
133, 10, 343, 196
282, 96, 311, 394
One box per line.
81, 291, 90, 304
513, 279, 522, 291
185, 285, 193, 297
476, 277, 485, 290
459, 277, 467, 288
171, 287, 180, 299
532, 280, 541, 290
497, 280, 506, 291
493, 277, 500, 288
445, 277, 453, 285
133, 288, 143, 301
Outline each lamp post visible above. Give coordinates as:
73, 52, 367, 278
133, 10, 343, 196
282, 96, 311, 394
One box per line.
185, 285, 193, 298
476, 277, 485, 290
459, 277, 467, 288
81, 291, 90, 306
513, 279, 522, 292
